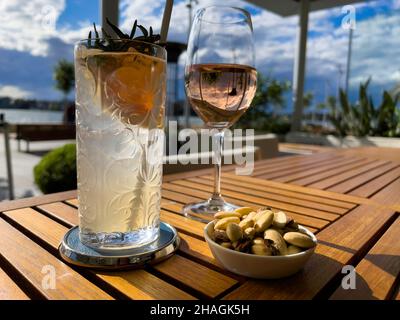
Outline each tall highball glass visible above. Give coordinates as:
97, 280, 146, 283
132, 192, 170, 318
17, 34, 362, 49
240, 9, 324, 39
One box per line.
74, 39, 166, 250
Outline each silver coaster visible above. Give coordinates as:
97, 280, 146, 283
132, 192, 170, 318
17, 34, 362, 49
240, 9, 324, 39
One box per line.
59, 222, 180, 270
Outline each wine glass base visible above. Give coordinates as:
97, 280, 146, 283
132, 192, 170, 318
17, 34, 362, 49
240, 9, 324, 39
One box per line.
183, 201, 240, 222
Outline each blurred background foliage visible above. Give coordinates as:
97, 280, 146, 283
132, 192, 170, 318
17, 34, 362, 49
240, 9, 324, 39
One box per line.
327, 79, 400, 137
234, 73, 292, 134
235, 73, 400, 137
53, 59, 75, 100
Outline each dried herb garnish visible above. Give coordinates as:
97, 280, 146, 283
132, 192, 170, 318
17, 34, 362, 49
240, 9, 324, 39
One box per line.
86, 19, 162, 52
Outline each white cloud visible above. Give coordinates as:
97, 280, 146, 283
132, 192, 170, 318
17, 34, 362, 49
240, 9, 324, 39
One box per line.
58, 23, 92, 45
119, 0, 193, 43
296, 1, 400, 97
349, 13, 400, 87
119, 0, 255, 43
0, 85, 32, 99
0, 0, 66, 56
0, 0, 398, 102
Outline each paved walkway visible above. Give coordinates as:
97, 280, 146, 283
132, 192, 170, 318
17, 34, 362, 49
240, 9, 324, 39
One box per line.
0, 132, 74, 201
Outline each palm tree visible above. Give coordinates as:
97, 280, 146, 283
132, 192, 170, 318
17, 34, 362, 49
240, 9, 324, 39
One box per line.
302, 91, 314, 109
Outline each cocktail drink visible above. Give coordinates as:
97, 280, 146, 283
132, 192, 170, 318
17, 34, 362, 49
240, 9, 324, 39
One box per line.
74, 38, 166, 250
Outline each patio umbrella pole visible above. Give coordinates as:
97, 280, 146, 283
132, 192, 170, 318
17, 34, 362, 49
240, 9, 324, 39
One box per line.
100, 0, 119, 36
183, 0, 195, 129
344, 28, 353, 95
291, 0, 310, 132
160, 0, 174, 43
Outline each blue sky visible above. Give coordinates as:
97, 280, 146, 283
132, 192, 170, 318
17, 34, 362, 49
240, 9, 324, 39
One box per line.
0, 0, 399, 110
57, 0, 99, 29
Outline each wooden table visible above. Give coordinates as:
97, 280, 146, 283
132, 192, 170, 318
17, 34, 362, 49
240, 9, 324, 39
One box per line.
0, 147, 399, 300
242, 147, 400, 210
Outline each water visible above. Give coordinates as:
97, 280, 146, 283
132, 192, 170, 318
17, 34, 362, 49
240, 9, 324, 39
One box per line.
0, 108, 63, 124
75, 43, 166, 250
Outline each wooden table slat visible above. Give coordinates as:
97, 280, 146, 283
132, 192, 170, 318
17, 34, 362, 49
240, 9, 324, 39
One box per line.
161, 185, 330, 230
251, 153, 345, 176
1, 207, 198, 300
200, 174, 356, 209
255, 156, 354, 180
308, 160, 390, 190
330, 217, 400, 300
242, 152, 334, 173
95, 270, 196, 300
178, 232, 216, 266
0, 190, 77, 213
0, 217, 112, 300
152, 254, 238, 298
369, 177, 400, 211
290, 159, 378, 187
65, 199, 79, 207
3, 208, 70, 249
161, 209, 206, 238
327, 162, 400, 194
0, 267, 30, 300
274, 157, 367, 183
38, 202, 79, 227
162, 189, 203, 207
348, 166, 400, 198
163, 182, 336, 224
222, 173, 366, 205
333, 147, 400, 162
179, 177, 346, 216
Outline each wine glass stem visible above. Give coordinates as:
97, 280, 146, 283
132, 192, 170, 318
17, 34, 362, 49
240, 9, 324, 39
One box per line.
211, 130, 224, 204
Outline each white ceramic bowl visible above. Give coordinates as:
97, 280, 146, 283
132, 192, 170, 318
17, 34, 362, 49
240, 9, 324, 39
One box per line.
204, 221, 317, 279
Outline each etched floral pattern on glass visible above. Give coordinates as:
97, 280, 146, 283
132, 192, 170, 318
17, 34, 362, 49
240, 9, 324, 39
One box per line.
74, 41, 166, 250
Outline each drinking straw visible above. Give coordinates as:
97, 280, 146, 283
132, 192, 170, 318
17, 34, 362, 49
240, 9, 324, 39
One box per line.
160, 0, 174, 43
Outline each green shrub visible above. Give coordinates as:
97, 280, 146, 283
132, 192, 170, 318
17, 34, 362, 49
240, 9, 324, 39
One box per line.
34, 144, 77, 194
328, 79, 400, 137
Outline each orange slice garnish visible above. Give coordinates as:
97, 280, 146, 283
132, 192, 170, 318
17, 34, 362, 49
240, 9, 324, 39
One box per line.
104, 52, 165, 125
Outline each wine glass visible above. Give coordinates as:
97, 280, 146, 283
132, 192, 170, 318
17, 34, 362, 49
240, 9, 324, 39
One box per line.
183, 6, 257, 220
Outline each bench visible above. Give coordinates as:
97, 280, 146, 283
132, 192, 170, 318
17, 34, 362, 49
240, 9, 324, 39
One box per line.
15, 124, 75, 152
